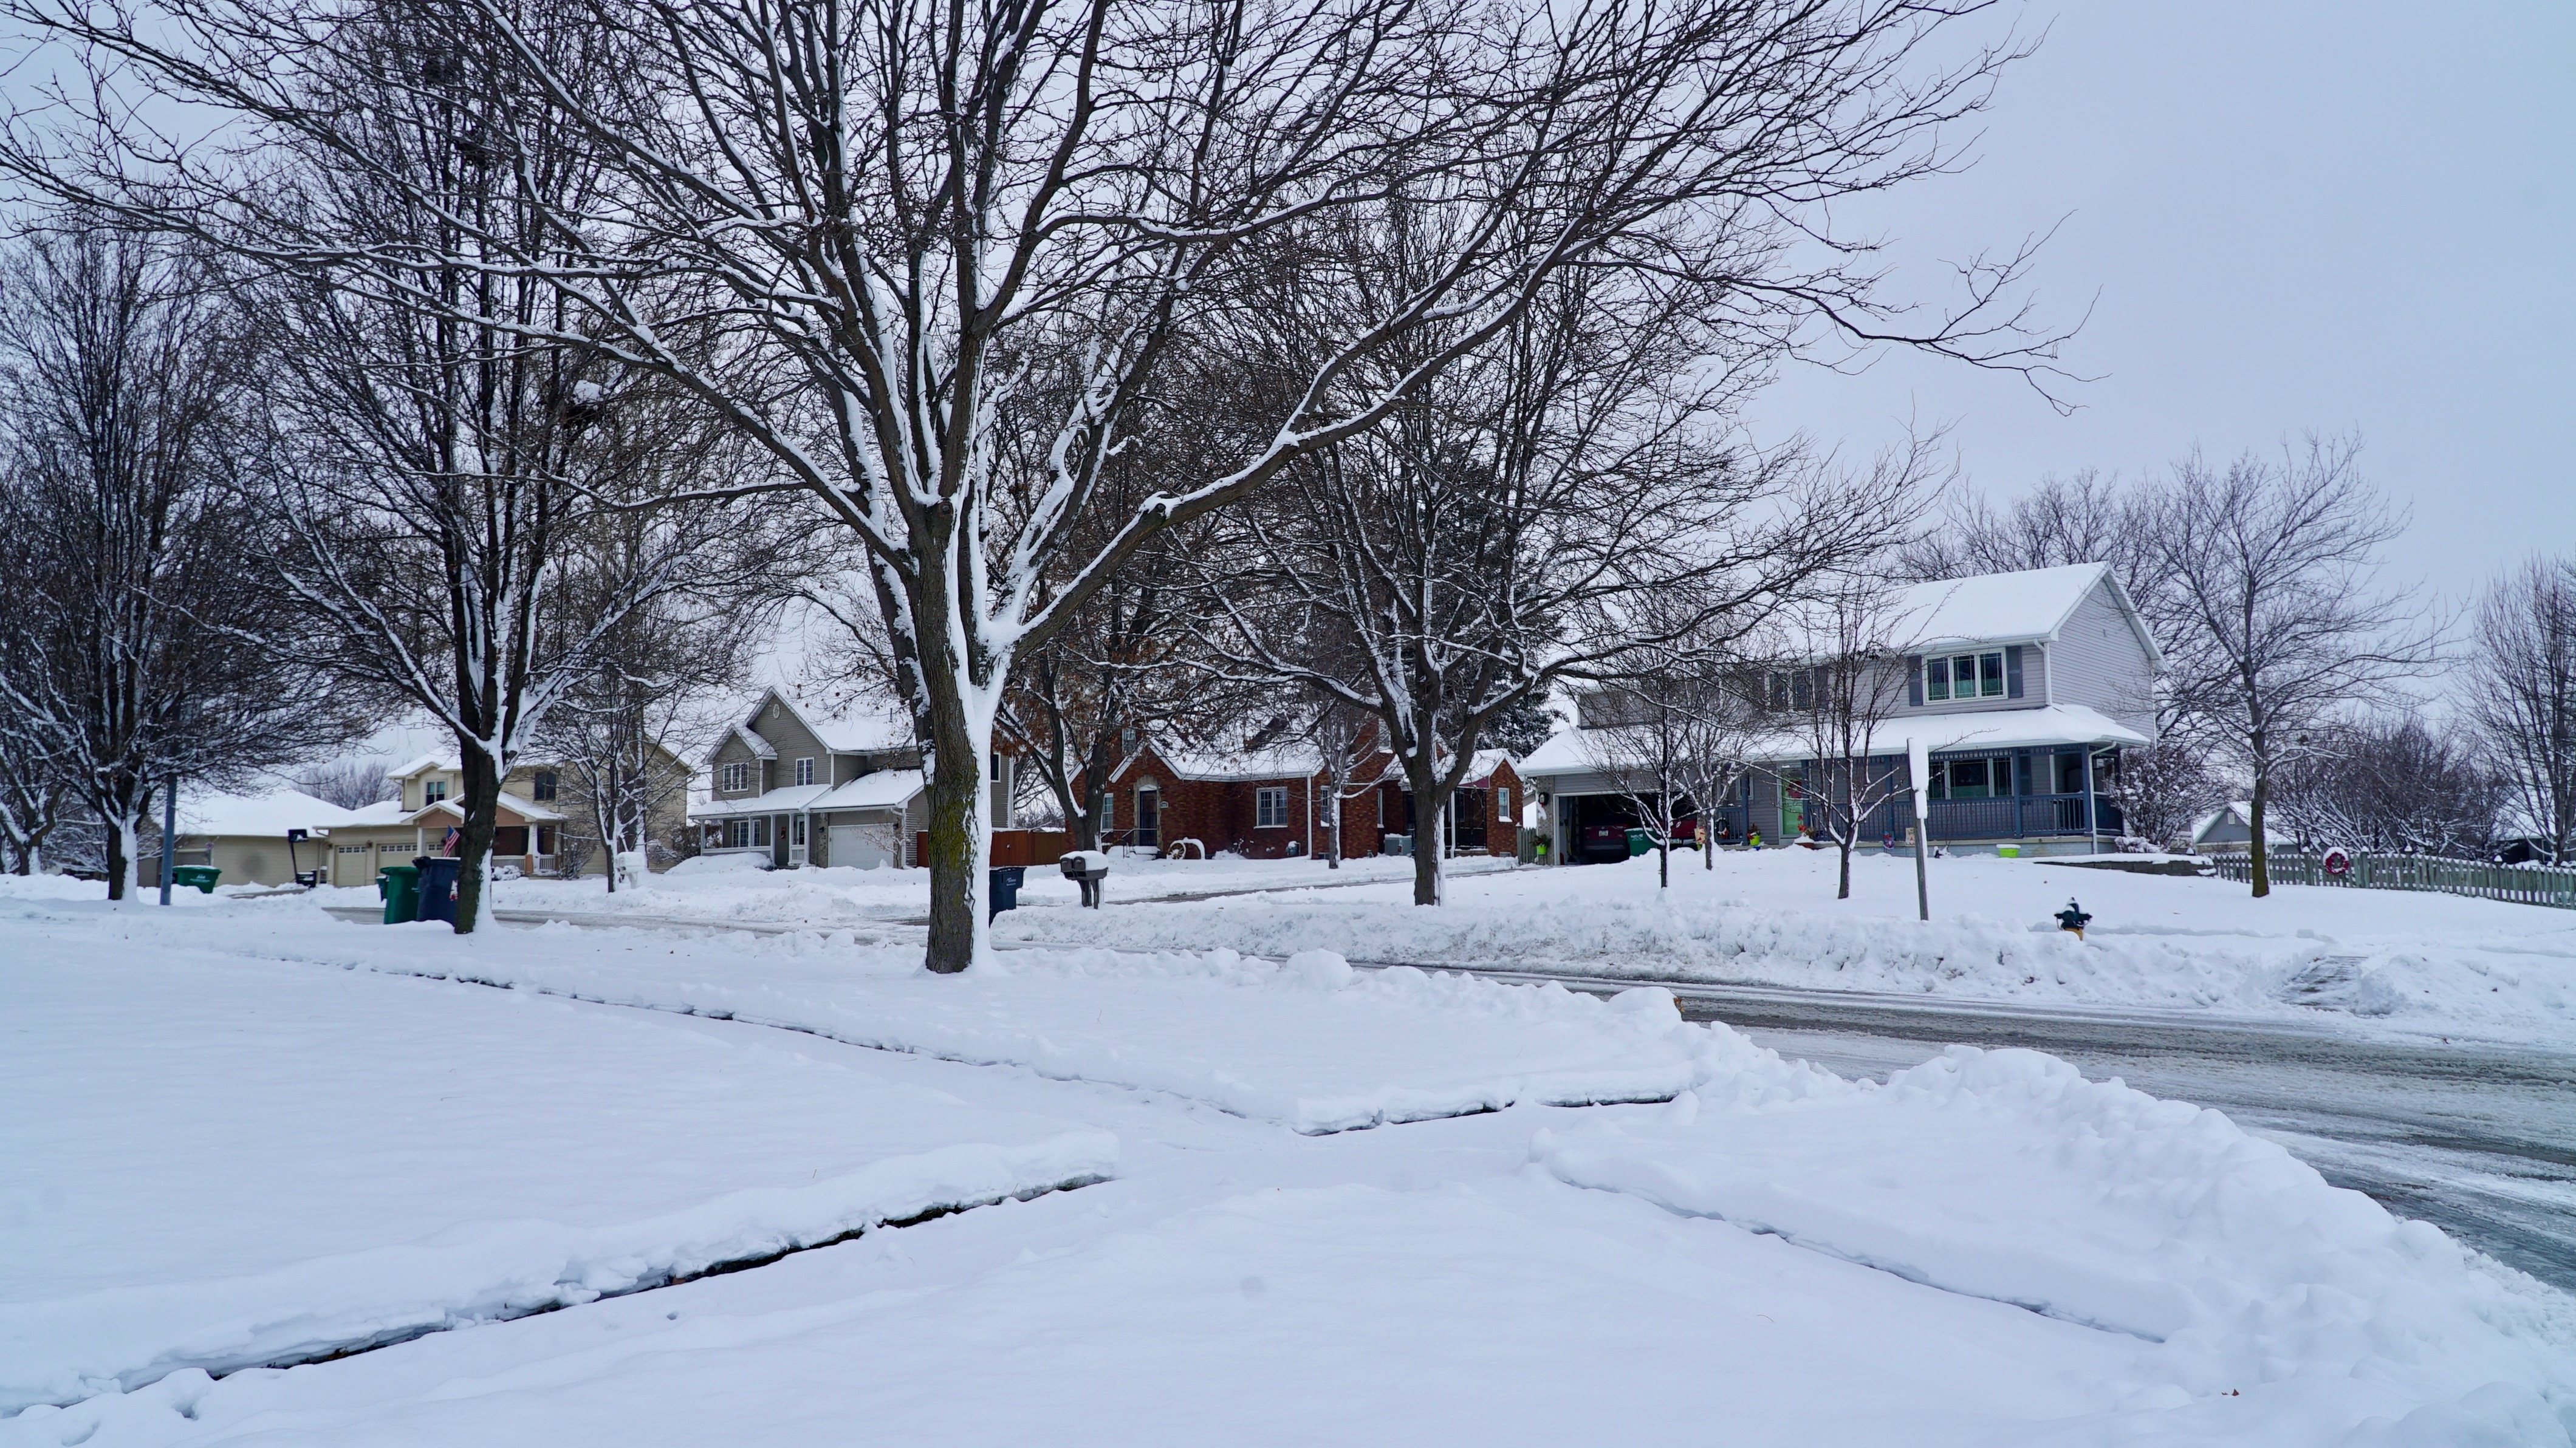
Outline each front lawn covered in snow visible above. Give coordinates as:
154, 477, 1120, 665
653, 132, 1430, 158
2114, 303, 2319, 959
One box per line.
4, 878, 2573, 1446
997, 848, 2576, 1047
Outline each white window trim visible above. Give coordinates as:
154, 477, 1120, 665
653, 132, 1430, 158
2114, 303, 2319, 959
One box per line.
1496, 787, 1512, 821
1255, 786, 1289, 828
794, 757, 815, 787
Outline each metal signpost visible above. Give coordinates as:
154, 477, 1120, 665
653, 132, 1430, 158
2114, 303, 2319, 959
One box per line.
1908, 737, 1931, 922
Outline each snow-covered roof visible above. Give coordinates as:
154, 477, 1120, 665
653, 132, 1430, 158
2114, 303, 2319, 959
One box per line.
174, 788, 361, 839
335, 800, 409, 828
1517, 703, 2149, 778
384, 753, 454, 781
1462, 749, 1515, 787
687, 769, 925, 819
1885, 564, 2111, 649
802, 700, 915, 754
727, 723, 777, 761
1131, 743, 1327, 784
403, 791, 569, 825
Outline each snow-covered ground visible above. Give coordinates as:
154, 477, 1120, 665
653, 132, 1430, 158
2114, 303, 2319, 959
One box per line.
995, 848, 2576, 1049
313, 849, 1504, 931
5, 875, 2574, 1446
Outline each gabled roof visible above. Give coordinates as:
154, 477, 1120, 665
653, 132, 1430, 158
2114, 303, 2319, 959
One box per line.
384, 753, 454, 781
1462, 749, 1516, 787
727, 723, 776, 761
713, 687, 916, 766
1122, 742, 1327, 785
1886, 563, 2165, 670
687, 768, 925, 819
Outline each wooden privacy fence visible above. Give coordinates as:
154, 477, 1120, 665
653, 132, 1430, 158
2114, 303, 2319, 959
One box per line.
2208, 851, 2576, 910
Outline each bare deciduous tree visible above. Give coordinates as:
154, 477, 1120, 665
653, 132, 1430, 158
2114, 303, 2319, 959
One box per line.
291, 756, 396, 811
2153, 438, 2442, 896
2467, 556, 2576, 864
1771, 586, 1916, 899
2267, 715, 2501, 859
4, 0, 2060, 968
0, 225, 341, 896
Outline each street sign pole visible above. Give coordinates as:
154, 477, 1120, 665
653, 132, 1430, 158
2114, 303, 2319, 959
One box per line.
1907, 737, 1931, 923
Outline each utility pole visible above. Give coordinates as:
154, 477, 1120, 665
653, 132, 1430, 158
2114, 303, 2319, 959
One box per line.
1908, 737, 1931, 922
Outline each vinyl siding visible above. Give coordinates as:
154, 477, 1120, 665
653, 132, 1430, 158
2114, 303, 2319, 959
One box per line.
2044, 581, 2158, 739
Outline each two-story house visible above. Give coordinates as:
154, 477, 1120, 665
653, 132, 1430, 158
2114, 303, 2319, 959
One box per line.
324, 756, 578, 884
690, 688, 1021, 869
1517, 562, 2160, 859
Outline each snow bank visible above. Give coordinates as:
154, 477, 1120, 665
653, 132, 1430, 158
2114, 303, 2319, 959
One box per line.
0, 926, 1114, 1415
1537, 1040, 2576, 1441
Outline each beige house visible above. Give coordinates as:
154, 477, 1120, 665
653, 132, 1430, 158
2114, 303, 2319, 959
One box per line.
691, 689, 1013, 869
321, 754, 670, 884
140, 787, 358, 889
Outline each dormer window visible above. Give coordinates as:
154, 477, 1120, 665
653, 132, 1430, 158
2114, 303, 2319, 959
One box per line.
721, 762, 750, 793
423, 778, 447, 805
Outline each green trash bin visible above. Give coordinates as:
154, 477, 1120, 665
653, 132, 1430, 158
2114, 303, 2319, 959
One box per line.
170, 865, 223, 893
378, 864, 422, 924
1625, 827, 1654, 858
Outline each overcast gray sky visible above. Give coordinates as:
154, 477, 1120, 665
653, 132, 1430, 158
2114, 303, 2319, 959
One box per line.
1748, 0, 2574, 605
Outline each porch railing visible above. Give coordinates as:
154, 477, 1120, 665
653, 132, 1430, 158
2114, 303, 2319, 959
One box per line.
2209, 851, 2576, 910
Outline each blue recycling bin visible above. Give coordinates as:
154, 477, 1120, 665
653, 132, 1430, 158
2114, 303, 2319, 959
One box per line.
415, 856, 462, 924
988, 866, 1026, 921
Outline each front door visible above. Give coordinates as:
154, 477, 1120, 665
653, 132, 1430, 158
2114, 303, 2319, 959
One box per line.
1134, 788, 1160, 851
1779, 767, 1806, 840
789, 813, 808, 867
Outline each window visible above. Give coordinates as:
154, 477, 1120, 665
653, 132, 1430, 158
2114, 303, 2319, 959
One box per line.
1496, 787, 1512, 822
1255, 787, 1289, 828
1977, 652, 2004, 697
532, 770, 557, 802
721, 761, 750, 793
794, 757, 815, 787
1927, 653, 2008, 700
422, 778, 447, 805
792, 814, 807, 845
1925, 655, 1951, 701
724, 819, 753, 849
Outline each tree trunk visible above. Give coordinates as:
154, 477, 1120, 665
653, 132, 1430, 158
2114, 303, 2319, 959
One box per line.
106, 814, 135, 901
1658, 839, 1670, 889
920, 734, 991, 974
2248, 767, 2272, 899
1837, 837, 1854, 899
453, 747, 501, 933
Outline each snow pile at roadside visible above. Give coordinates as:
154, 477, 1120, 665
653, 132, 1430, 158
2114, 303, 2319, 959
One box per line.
1536, 1043, 2576, 1442
0, 929, 1115, 1415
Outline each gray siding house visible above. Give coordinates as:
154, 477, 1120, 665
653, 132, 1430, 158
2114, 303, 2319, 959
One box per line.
689, 689, 1012, 869
1518, 563, 2160, 859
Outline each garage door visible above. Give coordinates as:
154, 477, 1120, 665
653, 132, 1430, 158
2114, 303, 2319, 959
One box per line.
827, 824, 895, 870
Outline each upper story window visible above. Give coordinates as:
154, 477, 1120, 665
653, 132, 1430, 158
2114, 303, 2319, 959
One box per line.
720, 761, 750, 793
1926, 651, 2007, 701
1255, 787, 1289, 828
532, 770, 558, 801
794, 757, 815, 787
422, 778, 447, 805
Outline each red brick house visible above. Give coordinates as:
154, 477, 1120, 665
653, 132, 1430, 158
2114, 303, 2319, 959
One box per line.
1097, 732, 1524, 861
